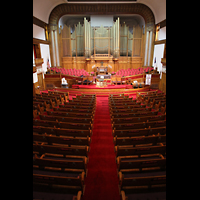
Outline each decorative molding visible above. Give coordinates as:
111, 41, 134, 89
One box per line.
33, 16, 48, 29
49, 3, 155, 28
155, 19, 166, 29
154, 39, 166, 45
33, 38, 49, 45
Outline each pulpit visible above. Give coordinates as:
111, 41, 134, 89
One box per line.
96, 76, 106, 87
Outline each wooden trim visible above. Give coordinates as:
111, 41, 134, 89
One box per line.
154, 39, 166, 45
155, 19, 166, 29
33, 16, 48, 29
53, 85, 150, 94
33, 38, 49, 45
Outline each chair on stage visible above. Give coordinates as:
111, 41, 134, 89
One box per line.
116, 76, 122, 85
112, 76, 117, 85
88, 76, 93, 85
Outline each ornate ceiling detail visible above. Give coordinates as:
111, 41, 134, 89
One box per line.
49, 3, 155, 30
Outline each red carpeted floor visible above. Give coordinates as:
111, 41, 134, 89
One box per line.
81, 96, 121, 200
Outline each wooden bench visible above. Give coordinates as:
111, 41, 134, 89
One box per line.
109, 104, 146, 111
117, 155, 166, 173
33, 126, 92, 137
111, 110, 159, 119
53, 107, 95, 115
33, 119, 92, 130
110, 107, 152, 114
141, 93, 165, 101
33, 133, 91, 146
119, 174, 166, 194
33, 143, 90, 157
109, 99, 137, 104
113, 134, 166, 147
39, 114, 93, 124
33, 98, 55, 108
145, 96, 166, 106
34, 95, 61, 106
46, 110, 94, 119
40, 92, 66, 103
115, 144, 166, 157
64, 101, 96, 107
69, 98, 96, 103
109, 101, 140, 107
33, 173, 85, 195
111, 114, 166, 124
136, 90, 158, 101
33, 154, 88, 174
112, 120, 166, 130
59, 104, 96, 110
113, 127, 166, 137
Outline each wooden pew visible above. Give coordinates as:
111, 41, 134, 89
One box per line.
33, 133, 91, 146
59, 104, 96, 110
109, 101, 141, 107
34, 95, 61, 106
110, 107, 152, 114
145, 96, 166, 106
117, 155, 166, 173
111, 114, 166, 124
109, 104, 146, 111
111, 110, 159, 119
64, 101, 96, 107
48, 90, 69, 102
33, 126, 92, 137
113, 134, 166, 147
33, 143, 90, 157
69, 98, 96, 103
33, 154, 88, 174
40, 92, 65, 104
33, 97, 55, 108
46, 110, 94, 119
113, 127, 166, 137
136, 90, 158, 101
33, 132, 89, 146
109, 99, 137, 104
39, 114, 93, 124
33, 119, 92, 130
115, 144, 166, 157
119, 174, 166, 194
140, 92, 165, 102
53, 107, 95, 115
33, 173, 85, 195
112, 120, 166, 130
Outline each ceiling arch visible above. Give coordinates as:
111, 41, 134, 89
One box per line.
48, 3, 155, 31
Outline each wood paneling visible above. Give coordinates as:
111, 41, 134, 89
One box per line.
159, 72, 166, 94
62, 56, 143, 71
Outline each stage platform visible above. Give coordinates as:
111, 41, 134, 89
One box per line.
51, 85, 151, 98
72, 84, 133, 89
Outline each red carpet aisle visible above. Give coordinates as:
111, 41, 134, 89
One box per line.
82, 97, 121, 200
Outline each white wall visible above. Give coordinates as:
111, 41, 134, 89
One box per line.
33, 23, 51, 80
152, 26, 166, 73
40, 44, 51, 76
152, 44, 165, 72
158, 27, 166, 40
33, 24, 46, 40
91, 15, 113, 27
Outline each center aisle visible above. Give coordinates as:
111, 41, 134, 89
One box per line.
82, 96, 121, 200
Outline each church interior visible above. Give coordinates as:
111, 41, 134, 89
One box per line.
33, 0, 166, 199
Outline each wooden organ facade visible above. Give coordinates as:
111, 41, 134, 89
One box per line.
55, 17, 152, 73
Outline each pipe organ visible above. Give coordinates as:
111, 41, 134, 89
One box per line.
60, 17, 152, 72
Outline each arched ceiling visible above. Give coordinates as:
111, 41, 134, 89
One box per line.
33, 0, 166, 24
